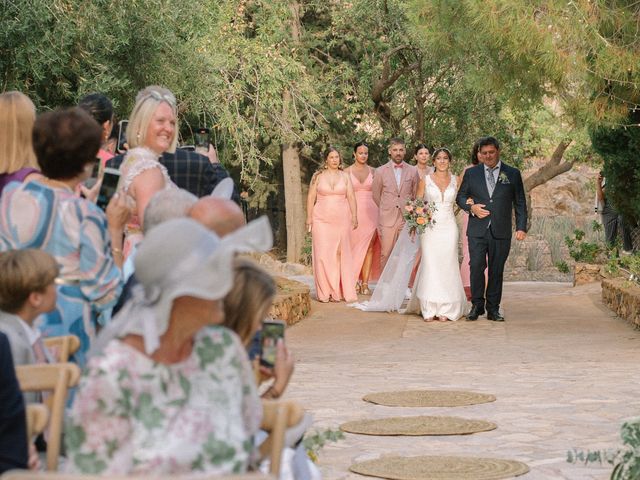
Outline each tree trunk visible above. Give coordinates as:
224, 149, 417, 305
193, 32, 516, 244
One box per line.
523, 139, 575, 229
282, 1, 305, 263
282, 137, 304, 263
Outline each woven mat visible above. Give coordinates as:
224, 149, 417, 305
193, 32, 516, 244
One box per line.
340, 416, 496, 436
350, 455, 529, 480
363, 390, 496, 407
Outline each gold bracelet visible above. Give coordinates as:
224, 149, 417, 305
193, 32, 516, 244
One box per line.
111, 247, 123, 256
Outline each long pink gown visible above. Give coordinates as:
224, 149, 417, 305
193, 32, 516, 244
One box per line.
311, 175, 357, 302
460, 214, 472, 300
349, 169, 380, 285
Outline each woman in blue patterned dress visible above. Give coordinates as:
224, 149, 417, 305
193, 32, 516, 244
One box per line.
0, 108, 129, 365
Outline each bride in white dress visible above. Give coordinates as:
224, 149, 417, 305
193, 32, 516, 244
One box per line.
352, 148, 467, 321
405, 148, 468, 321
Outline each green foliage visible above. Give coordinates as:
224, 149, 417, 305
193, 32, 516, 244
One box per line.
564, 227, 604, 263
300, 234, 312, 266
568, 416, 640, 479
555, 261, 570, 274
606, 252, 640, 286
590, 109, 640, 224
303, 428, 344, 463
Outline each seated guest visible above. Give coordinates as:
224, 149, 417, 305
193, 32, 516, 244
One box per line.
66, 217, 273, 475
113, 188, 198, 314
0, 91, 43, 196
224, 260, 318, 478
0, 107, 129, 366
223, 258, 294, 399
107, 86, 240, 201
0, 332, 28, 474
0, 249, 58, 366
189, 195, 246, 236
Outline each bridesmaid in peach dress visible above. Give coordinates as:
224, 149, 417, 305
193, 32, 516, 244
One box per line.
347, 141, 380, 295
306, 147, 358, 303
414, 143, 434, 181
460, 141, 483, 300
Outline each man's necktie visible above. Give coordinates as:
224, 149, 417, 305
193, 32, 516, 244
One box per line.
487, 167, 498, 196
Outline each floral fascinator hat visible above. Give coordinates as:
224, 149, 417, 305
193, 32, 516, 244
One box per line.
91, 215, 273, 356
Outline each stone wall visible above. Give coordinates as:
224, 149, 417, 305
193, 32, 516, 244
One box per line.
573, 263, 604, 286
602, 278, 640, 329
270, 276, 311, 326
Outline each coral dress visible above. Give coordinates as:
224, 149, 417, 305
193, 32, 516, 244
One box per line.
311, 174, 357, 302
349, 169, 380, 284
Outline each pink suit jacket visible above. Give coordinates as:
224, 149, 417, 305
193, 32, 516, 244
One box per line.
372, 161, 420, 227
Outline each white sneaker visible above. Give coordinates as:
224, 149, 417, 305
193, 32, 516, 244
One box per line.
622, 250, 633, 256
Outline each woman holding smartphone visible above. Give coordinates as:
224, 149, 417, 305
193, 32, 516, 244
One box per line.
118, 86, 178, 258
0, 108, 130, 365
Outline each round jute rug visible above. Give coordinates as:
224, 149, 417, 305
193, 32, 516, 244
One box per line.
340, 416, 497, 436
363, 390, 496, 407
350, 455, 529, 480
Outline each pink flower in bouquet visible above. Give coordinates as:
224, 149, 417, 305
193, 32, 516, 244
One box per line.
415, 207, 424, 214
405, 205, 414, 212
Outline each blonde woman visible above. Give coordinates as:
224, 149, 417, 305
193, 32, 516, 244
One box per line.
118, 86, 178, 257
223, 258, 294, 399
0, 92, 43, 196
306, 147, 358, 303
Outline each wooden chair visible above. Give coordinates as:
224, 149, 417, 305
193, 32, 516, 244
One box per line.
260, 400, 305, 476
1, 473, 273, 480
15, 363, 81, 471
42, 335, 80, 363
25, 403, 49, 441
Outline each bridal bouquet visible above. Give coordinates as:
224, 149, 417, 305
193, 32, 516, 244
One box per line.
403, 199, 437, 235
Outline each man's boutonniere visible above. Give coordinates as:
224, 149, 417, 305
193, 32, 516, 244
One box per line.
498, 172, 510, 184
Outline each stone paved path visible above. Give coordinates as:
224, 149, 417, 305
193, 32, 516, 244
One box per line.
284, 281, 640, 479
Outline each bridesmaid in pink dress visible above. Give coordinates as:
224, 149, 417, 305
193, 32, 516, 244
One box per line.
409, 144, 433, 288
460, 141, 483, 300
347, 141, 380, 295
306, 147, 358, 302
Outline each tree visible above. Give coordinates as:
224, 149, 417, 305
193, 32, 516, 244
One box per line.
590, 109, 640, 224
408, 0, 640, 218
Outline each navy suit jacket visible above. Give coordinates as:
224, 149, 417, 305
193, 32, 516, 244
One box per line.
456, 162, 527, 239
0, 332, 27, 473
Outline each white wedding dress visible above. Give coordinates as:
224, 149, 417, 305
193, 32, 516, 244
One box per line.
352, 175, 467, 320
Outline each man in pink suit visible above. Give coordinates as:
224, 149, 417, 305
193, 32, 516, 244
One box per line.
372, 138, 420, 270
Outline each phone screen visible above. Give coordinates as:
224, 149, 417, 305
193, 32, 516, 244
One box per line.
194, 128, 210, 149
84, 162, 101, 189
96, 169, 121, 210
117, 120, 129, 153
260, 320, 285, 368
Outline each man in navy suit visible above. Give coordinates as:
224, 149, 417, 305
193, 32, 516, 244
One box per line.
456, 136, 527, 321
0, 332, 28, 473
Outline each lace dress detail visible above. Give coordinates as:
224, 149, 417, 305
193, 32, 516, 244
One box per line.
118, 147, 177, 256
405, 175, 468, 320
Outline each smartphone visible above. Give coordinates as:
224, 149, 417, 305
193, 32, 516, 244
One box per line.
116, 120, 129, 154
96, 168, 121, 211
84, 162, 101, 189
259, 319, 285, 368
194, 127, 210, 154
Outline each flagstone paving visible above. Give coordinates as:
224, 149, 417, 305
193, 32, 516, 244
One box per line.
285, 281, 640, 479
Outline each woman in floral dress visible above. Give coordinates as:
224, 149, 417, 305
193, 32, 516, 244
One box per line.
65, 217, 273, 475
